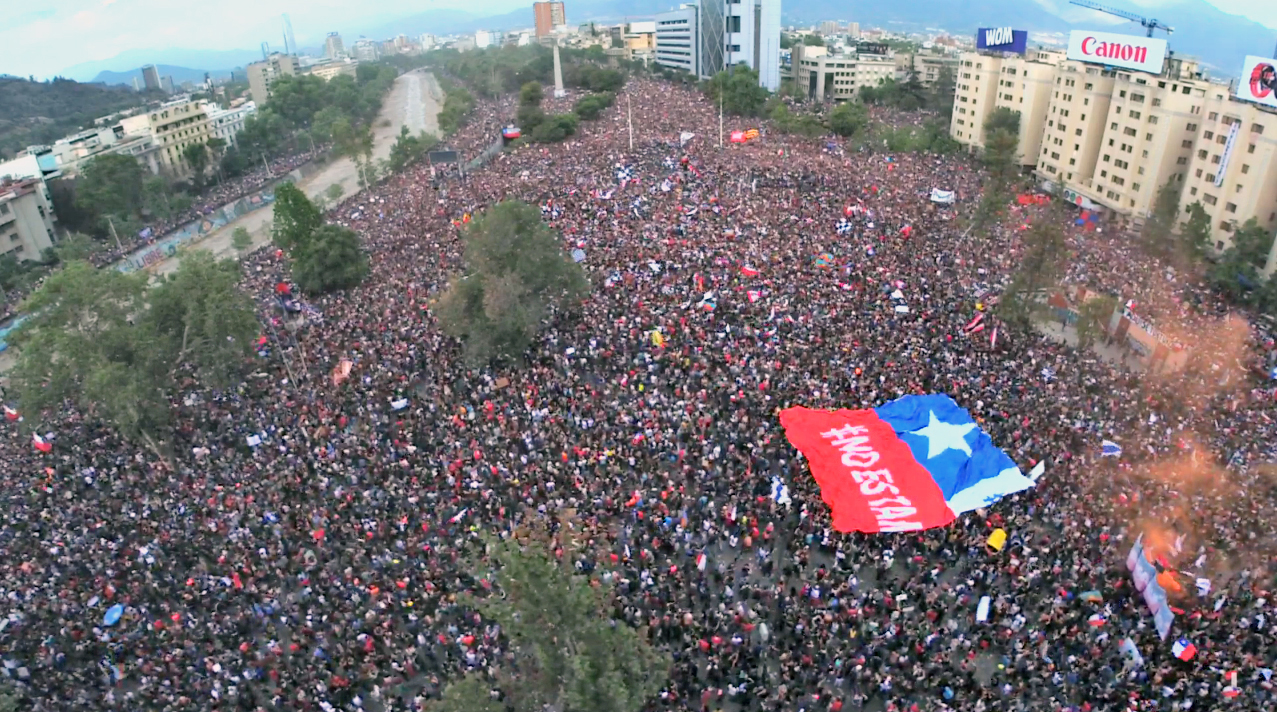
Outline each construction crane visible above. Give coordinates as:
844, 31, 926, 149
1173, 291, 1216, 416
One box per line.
1069, 0, 1173, 38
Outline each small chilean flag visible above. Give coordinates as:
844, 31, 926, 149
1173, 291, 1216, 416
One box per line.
747, 290, 761, 303
4, 406, 19, 422
740, 265, 760, 277
1172, 638, 1197, 661
33, 434, 52, 453
696, 552, 707, 571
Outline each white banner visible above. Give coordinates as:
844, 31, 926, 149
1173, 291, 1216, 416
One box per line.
930, 188, 956, 204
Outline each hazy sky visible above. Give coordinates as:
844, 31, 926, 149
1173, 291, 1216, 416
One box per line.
0, 0, 1272, 79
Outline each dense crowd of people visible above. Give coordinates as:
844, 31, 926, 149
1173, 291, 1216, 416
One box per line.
3, 75, 1277, 712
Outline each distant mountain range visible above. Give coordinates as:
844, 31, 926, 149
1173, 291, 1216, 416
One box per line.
91, 65, 237, 88
58, 0, 1277, 82
60, 48, 264, 83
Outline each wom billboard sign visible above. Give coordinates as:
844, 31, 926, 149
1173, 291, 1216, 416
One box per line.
975, 27, 1028, 54
1067, 30, 1167, 74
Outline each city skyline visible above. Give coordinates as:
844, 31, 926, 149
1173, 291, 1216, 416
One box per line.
1, 0, 1273, 80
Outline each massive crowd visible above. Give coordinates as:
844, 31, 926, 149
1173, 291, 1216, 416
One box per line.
2, 76, 1276, 712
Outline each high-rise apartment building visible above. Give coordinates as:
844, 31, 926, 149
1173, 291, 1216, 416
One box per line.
325, 32, 345, 59
246, 54, 299, 105
820, 21, 839, 36
1175, 90, 1277, 269
847, 22, 860, 39
141, 64, 161, 92
534, 2, 567, 38
1035, 60, 1210, 218
951, 49, 1065, 167
352, 39, 381, 63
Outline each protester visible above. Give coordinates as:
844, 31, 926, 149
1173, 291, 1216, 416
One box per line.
1, 77, 1274, 712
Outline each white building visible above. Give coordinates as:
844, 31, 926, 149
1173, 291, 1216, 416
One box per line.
655, 6, 700, 76
352, 39, 381, 63
207, 102, 258, 148
420, 34, 436, 50
475, 30, 494, 49
661, 0, 779, 90
0, 177, 58, 262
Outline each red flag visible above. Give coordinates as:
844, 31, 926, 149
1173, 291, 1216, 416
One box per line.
32, 434, 52, 453
740, 265, 760, 277
4, 406, 19, 421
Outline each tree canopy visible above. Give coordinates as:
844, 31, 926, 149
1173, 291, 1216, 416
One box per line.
703, 67, 770, 118
829, 101, 870, 138
291, 224, 370, 295
76, 153, 145, 220
435, 538, 668, 712
9, 253, 258, 457
272, 182, 325, 253
437, 200, 589, 364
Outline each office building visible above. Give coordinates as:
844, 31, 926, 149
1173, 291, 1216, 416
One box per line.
160, 76, 175, 94
325, 32, 345, 59
352, 39, 381, 63
534, 1, 567, 37
699, 0, 781, 90
0, 178, 58, 262
1174, 91, 1277, 269
899, 52, 960, 87
847, 22, 860, 39
655, 6, 700, 76
246, 54, 299, 105
950, 49, 1066, 167
792, 43, 895, 102
304, 59, 358, 82
420, 34, 436, 50
141, 64, 161, 92
820, 21, 839, 36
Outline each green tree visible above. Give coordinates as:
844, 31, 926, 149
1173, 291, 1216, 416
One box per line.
983, 128, 1020, 184
53, 232, 98, 263
231, 226, 253, 253
999, 218, 1067, 325
272, 182, 324, 253
437, 200, 589, 364
1140, 179, 1183, 260
10, 253, 256, 459
704, 67, 770, 117
519, 81, 544, 107
291, 224, 369, 294
310, 105, 346, 143
829, 101, 870, 138
436, 538, 668, 712
326, 183, 345, 202
985, 107, 1021, 138
1181, 201, 1213, 259
76, 153, 145, 219
1076, 295, 1117, 350
1208, 218, 1273, 303
573, 92, 615, 121
142, 175, 175, 220
931, 65, 956, 120
530, 113, 578, 143
803, 34, 826, 46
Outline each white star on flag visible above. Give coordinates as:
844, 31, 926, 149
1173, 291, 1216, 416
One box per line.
913, 411, 977, 459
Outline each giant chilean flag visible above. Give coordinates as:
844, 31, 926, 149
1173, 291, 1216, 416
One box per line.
780, 394, 1035, 533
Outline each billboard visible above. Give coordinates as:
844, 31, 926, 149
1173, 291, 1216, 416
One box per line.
975, 27, 1028, 54
857, 42, 889, 56
1067, 30, 1166, 74
1237, 55, 1277, 109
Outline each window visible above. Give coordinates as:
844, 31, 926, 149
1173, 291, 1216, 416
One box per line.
1123, 127, 1137, 136
1103, 154, 1111, 163
1221, 221, 1233, 231
1139, 167, 1145, 175
1133, 183, 1141, 192
1182, 140, 1193, 149
1248, 144, 1256, 153
1187, 123, 1197, 132
1212, 155, 1221, 165
1131, 93, 1144, 103
1242, 164, 1250, 174
1149, 115, 1158, 125
1253, 123, 1265, 135
1198, 149, 1209, 159
7, 234, 16, 243
0, 204, 8, 216
1070, 158, 1076, 166
1217, 135, 1228, 145
1129, 110, 1141, 120
1086, 83, 1093, 90
1204, 131, 1214, 140
1101, 170, 1108, 178
1120, 90, 1127, 98
1076, 129, 1083, 136
1112, 176, 1125, 186
1237, 184, 1244, 193
1051, 152, 1060, 160
1195, 168, 1203, 178
1225, 202, 1238, 213
1190, 187, 1197, 195
1203, 194, 1217, 205
1206, 174, 1216, 183
1147, 133, 1154, 141
1208, 111, 1219, 120
727, 16, 741, 32
1153, 98, 1162, 107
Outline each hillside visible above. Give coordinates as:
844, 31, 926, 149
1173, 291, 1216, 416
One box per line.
91, 65, 235, 88
0, 76, 162, 160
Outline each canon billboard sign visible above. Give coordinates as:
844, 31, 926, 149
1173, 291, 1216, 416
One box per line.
1067, 30, 1167, 74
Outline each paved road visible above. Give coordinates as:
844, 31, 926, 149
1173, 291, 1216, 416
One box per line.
150, 71, 443, 276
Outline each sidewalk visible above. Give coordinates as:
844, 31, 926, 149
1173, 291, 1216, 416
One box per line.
1035, 320, 1144, 372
